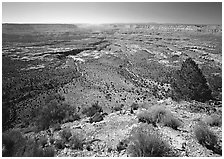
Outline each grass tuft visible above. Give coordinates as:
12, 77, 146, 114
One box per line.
194, 121, 222, 155
127, 124, 172, 157
137, 106, 182, 129
194, 121, 218, 147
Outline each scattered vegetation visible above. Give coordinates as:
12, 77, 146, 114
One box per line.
2, 56, 80, 131
171, 58, 212, 102
137, 106, 182, 130
127, 124, 172, 157
194, 121, 221, 155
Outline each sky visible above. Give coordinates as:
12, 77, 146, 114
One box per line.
2, 2, 222, 24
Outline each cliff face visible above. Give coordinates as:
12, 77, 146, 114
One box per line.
127, 24, 222, 33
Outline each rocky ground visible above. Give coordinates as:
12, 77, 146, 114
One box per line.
23, 99, 221, 157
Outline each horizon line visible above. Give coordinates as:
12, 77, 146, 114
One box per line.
2, 22, 222, 25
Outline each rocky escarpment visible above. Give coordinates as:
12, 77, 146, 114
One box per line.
122, 24, 222, 33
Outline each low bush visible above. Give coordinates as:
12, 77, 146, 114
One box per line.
137, 106, 182, 130
117, 139, 129, 152
42, 147, 55, 157
137, 110, 152, 124
36, 94, 76, 131
39, 136, 48, 148
3, 130, 55, 157
82, 101, 103, 117
2, 133, 15, 157
60, 128, 72, 142
127, 124, 172, 157
49, 137, 55, 145
23, 138, 55, 157
26, 146, 55, 157
203, 114, 222, 127
2, 130, 26, 157
69, 132, 85, 150
54, 139, 65, 149
163, 114, 182, 130
194, 121, 221, 155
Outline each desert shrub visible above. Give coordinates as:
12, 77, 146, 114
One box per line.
162, 114, 182, 130
23, 138, 55, 157
42, 147, 55, 157
2, 130, 26, 157
137, 106, 182, 130
137, 110, 152, 124
69, 133, 84, 150
117, 139, 129, 152
2, 103, 13, 131
49, 137, 55, 145
82, 101, 103, 117
2, 130, 52, 157
203, 114, 222, 127
36, 96, 75, 131
54, 139, 65, 149
60, 128, 72, 142
127, 124, 172, 157
194, 121, 221, 155
39, 136, 48, 148
2, 133, 14, 157
151, 106, 181, 129
170, 58, 212, 102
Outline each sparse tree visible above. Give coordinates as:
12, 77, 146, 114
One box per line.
171, 58, 212, 102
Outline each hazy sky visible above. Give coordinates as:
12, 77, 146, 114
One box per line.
2, 2, 222, 24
